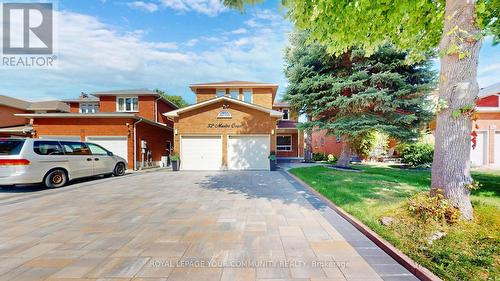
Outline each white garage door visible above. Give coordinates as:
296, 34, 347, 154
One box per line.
495, 132, 500, 167
181, 136, 222, 170
471, 131, 488, 167
86, 136, 128, 161
228, 135, 270, 170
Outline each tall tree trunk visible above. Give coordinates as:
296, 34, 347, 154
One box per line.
336, 136, 352, 168
305, 130, 313, 162
431, 0, 482, 220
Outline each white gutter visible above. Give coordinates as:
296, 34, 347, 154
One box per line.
154, 96, 162, 123
133, 118, 143, 171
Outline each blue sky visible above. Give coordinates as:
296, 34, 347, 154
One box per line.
0, 0, 498, 104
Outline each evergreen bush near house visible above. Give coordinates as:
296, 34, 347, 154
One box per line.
312, 153, 327, 162
400, 143, 434, 168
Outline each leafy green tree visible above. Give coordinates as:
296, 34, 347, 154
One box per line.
154, 89, 190, 108
284, 31, 435, 168
223, 0, 498, 220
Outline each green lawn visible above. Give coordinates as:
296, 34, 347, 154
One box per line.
289, 164, 499, 281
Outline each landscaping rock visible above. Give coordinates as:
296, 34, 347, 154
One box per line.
380, 217, 394, 226
428, 231, 447, 244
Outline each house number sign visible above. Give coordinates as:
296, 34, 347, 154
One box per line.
207, 123, 243, 129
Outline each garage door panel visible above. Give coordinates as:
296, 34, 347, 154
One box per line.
228, 136, 270, 170
471, 131, 487, 167
181, 136, 222, 170
86, 136, 128, 161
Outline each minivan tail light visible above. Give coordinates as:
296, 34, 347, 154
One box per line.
0, 159, 31, 166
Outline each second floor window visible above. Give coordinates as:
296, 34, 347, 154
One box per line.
117, 97, 138, 112
243, 89, 253, 103
80, 103, 99, 114
282, 109, 289, 120
216, 89, 226, 97
230, 89, 239, 100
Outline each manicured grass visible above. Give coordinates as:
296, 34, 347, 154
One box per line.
289, 164, 500, 281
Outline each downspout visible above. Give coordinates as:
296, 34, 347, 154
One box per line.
133, 118, 143, 171
154, 96, 162, 123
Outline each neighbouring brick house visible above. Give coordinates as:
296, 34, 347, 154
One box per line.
0, 95, 70, 137
164, 81, 304, 170
471, 82, 500, 167
15, 90, 178, 170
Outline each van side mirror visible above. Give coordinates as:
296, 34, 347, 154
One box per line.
107, 151, 114, 156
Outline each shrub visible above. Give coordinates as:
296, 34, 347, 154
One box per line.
407, 192, 460, 224
312, 152, 327, 161
327, 154, 337, 163
170, 154, 180, 161
400, 143, 434, 167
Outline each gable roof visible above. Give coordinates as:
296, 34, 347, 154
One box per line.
0, 95, 70, 112
163, 96, 284, 118
479, 82, 500, 98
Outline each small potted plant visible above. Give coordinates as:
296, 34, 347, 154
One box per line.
269, 152, 277, 171
171, 154, 180, 171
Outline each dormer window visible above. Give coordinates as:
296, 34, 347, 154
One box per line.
230, 89, 239, 100
216, 89, 226, 98
80, 103, 99, 114
243, 89, 253, 103
281, 109, 289, 120
117, 97, 138, 112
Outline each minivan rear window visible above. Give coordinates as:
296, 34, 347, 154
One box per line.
0, 139, 25, 155
34, 141, 65, 156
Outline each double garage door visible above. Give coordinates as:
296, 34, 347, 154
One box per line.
181, 135, 270, 170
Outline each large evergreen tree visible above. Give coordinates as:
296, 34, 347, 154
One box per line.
284, 31, 436, 167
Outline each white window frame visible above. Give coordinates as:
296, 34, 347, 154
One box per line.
216, 89, 226, 98
116, 96, 139, 112
281, 109, 290, 120
243, 89, 253, 103
230, 89, 239, 100
277, 135, 292, 151
79, 102, 99, 114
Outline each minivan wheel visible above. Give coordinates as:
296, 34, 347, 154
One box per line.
44, 169, 68, 188
113, 163, 126, 176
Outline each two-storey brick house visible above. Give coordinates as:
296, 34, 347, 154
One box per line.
16, 90, 178, 170
164, 81, 304, 170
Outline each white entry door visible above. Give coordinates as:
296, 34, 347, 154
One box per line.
86, 136, 128, 161
228, 135, 270, 170
494, 132, 500, 167
181, 136, 222, 170
471, 131, 488, 167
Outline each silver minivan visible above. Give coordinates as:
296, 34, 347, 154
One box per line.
0, 138, 128, 188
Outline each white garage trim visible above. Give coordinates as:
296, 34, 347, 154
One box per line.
227, 134, 271, 170
85, 136, 129, 162
180, 135, 223, 170
39, 135, 81, 141
470, 130, 489, 167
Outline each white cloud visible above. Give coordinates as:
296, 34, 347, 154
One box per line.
228, 28, 247, 35
127, 1, 159, 12
185, 39, 199, 47
0, 10, 291, 102
159, 0, 226, 16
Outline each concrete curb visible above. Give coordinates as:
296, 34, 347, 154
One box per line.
285, 170, 442, 281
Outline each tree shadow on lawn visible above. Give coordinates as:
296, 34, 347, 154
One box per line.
470, 171, 500, 199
